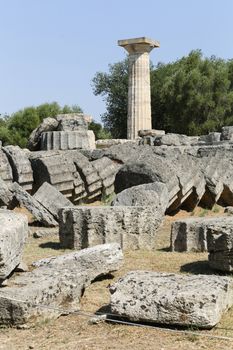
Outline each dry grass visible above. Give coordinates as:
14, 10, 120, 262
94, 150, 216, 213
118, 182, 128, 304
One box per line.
1, 206, 233, 349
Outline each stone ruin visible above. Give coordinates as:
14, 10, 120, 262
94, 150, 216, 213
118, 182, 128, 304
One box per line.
2, 37, 233, 329
2, 108, 233, 328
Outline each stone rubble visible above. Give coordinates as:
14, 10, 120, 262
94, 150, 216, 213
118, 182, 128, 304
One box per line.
0, 243, 123, 325
9, 182, 58, 227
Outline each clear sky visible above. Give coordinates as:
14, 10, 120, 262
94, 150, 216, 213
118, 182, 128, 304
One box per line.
1, 0, 233, 122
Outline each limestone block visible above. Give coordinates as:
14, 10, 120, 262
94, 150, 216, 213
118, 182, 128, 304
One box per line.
0, 209, 28, 280
95, 139, 134, 149
153, 133, 192, 146
199, 132, 221, 144
0, 177, 13, 206
59, 206, 164, 250
171, 217, 209, 252
0, 243, 123, 325
30, 151, 76, 197
28, 117, 59, 151
10, 182, 58, 227
41, 130, 96, 151
221, 126, 233, 141
3, 146, 33, 192
92, 157, 120, 197
207, 221, 233, 271
138, 129, 165, 137
110, 271, 233, 328
71, 151, 102, 199
112, 182, 168, 213
0, 150, 13, 184
56, 113, 90, 131
33, 182, 73, 220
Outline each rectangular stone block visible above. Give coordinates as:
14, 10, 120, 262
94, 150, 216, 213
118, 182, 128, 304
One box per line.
110, 271, 233, 328
59, 206, 164, 250
0, 210, 28, 280
33, 182, 74, 220
207, 221, 233, 272
171, 216, 233, 252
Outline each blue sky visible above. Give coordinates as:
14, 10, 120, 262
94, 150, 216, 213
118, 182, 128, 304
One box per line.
1, 0, 233, 122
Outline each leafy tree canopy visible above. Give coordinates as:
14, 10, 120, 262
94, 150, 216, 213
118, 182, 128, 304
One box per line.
92, 50, 233, 137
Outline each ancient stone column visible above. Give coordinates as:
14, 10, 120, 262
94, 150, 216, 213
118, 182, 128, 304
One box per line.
118, 37, 160, 139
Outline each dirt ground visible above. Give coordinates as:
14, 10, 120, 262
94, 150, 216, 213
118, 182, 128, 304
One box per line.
1, 206, 233, 350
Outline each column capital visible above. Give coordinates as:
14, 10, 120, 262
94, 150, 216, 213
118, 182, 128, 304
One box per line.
118, 37, 160, 54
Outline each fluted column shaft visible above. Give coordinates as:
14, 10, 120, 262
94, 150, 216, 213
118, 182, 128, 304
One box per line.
118, 37, 159, 140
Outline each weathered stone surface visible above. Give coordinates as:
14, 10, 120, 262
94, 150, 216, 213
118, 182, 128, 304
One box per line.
59, 206, 164, 250
199, 132, 221, 144
0, 243, 123, 325
112, 182, 168, 213
41, 130, 96, 151
92, 157, 120, 197
56, 113, 90, 131
224, 206, 233, 214
110, 271, 233, 328
0, 177, 13, 206
33, 182, 73, 220
207, 221, 233, 271
3, 146, 33, 192
70, 151, 102, 199
114, 156, 180, 211
10, 182, 58, 227
28, 117, 59, 151
0, 149, 13, 184
220, 126, 233, 141
153, 133, 192, 146
171, 217, 214, 252
138, 129, 165, 137
30, 151, 76, 197
95, 139, 134, 149
0, 210, 28, 280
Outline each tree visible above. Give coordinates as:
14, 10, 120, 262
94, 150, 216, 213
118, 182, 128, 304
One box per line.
93, 50, 233, 137
0, 102, 83, 147
92, 59, 128, 138
89, 121, 111, 140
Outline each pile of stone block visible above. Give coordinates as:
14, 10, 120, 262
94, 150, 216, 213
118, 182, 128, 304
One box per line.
28, 113, 95, 151
30, 150, 118, 203
59, 206, 164, 250
0, 243, 123, 326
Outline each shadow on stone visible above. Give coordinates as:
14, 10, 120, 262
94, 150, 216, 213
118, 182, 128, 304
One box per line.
157, 246, 171, 252
39, 242, 61, 250
93, 273, 114, 283
180, 260, 224, 275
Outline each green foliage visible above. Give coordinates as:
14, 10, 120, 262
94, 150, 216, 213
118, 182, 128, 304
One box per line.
0, 102, 83, 148
89, 121, 111, 140
92, 59, 128, 138
93, 50, 233, 137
